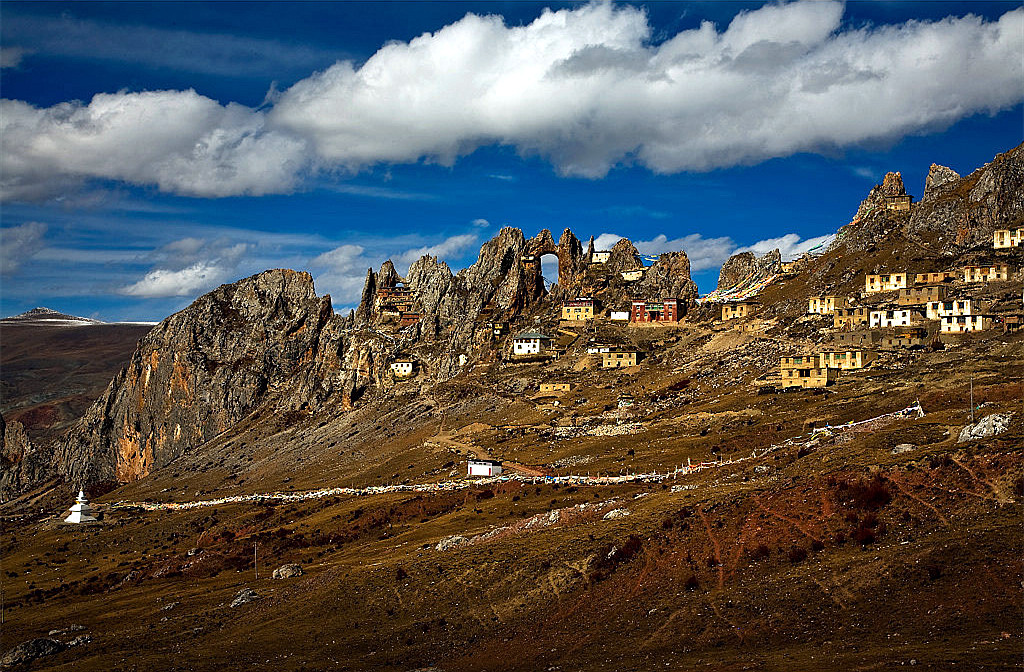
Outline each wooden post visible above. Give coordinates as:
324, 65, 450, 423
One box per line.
254, 541, 258, 580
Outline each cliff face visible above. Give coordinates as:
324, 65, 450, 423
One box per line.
716, 250, 782, 291
1, 415, 51, 498
836, 143, 1024, 254
49, 270, 346, 488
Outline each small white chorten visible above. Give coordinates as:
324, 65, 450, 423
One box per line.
64, 490, 97, 524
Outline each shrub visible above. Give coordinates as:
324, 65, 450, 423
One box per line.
787, 546, 808, 564
750, 544, 771, 561
811, 539, 825, 552
684, 574, 700, 591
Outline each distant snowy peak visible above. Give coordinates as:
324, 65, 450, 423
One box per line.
1, 307, 105, 326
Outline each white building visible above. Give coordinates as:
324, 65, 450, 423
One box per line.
620, 269, 644, 282
609, 311, 630, 321
512, 332, 552, 356
993, 228, 1022, 248
869, 309, 921, 328
591, 250, 612, 264
940, 315, 992, 333
925, 299, 985, 321
390, 360, 414, 378
64, 490, 97, 524
467, 459, 503, 477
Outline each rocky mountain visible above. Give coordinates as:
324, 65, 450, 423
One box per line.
716, 249, 782, 291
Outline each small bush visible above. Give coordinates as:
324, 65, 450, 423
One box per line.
787, 546, 808, 564
750, 544, 771, 561
684, 574, 700, 591
396, 566, 409, 582
811, 539, 825, 552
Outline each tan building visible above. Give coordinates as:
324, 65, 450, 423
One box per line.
940, 315, 992, 333
561, 298, 596, 321
817, 350, 876, 370
620, 269, 644, 282
914, 271, 957, 285
808, 295, 849, 315
591, 250, 612, 264
885, 195, 912, 211
865, 272, 908, 294
898, 285, 946, 306
925, 299, 987, 320
721, 302, 757, 320
832, 330, 880, 347
962, 264, 1013, 283
833, 307, 871, 330
539, 382, 572, 394
780, 355, 819, 370
781, 366, 839, 389
993, 228, 1022, 248
602, 350, 640, 369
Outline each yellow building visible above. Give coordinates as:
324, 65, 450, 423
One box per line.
539, 382, 572, 394
885, 195, 912, 211
864, 272, 908, 293
602, 350, 640, 369
780, 355, 819, 370
561, 298, 595, 321
817, 350, 876, 370
914, 271, 957, 285
993, 228, 1022, 248
808, 295, 849, 315
780, 366, 839, 389
962, 264, 1013, 283
721, 302, 757, 320
833, 307, 871, 329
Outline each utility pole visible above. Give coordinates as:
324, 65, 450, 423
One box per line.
970, 375, 975, 423
254, 541, 258, 580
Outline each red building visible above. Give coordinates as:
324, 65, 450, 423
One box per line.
630, 298, 681, 323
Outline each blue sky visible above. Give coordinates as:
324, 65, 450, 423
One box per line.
1, 1, 1021, 321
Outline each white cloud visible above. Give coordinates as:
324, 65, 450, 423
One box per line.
2, 2, 1021, 199
471, 218, 490, 227
736, 232, 836, 260
119, 237, 252, 298
0, 221, 47, 274
1, 91, 309, 200
121, 262, 233, 298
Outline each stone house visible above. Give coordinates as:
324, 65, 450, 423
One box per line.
721, 302, 757, 320
962, 263, 1013, 283
940, 315, 993, 333
880, 327, 929, 348
539, 382, 572, 394
898, 285, 946, 306
993, 228, 1022, 248
808, 296, 849, 315
831, 330, 880, 347
781, 366, 839, 389
512, 332, 553, 357
885, 195, 912, 211
914, 271, 957, 285
870, 308, 923, 328
925, 299, 987, 320
833, 307, 871, 330
561, 298, 596, 321
865, 272, 908, 294
602, 350, 640, 369
620, 269, 645, 282
817, 350, 876, 370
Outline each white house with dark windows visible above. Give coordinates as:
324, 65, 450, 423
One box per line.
512, 332, 552, 356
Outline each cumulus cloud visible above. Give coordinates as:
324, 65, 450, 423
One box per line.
0, 221, 48, 274
0, 47, 28, 69
120, 237, 251, 297
735, 232, 836, 259
1, 91, 309, 200
2, 2, 1021, 199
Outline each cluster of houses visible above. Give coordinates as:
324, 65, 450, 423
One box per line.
780, 251, 1019, 388
377, 283, 421, 327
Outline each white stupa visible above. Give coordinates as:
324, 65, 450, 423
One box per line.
64, 490, 97, 524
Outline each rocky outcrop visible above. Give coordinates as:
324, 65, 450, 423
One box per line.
49, 270, 347, 488
717, 250, 782, 291
957, 413, 1012, 443
272, 563, 304, 579
0, 414, 51, 500
638, 251, 699, 302
922, 164, 961, 201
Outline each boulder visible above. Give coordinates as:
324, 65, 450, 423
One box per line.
957, 413, 1012, 443
229, 588, 260, 608
272, 563, 303, 579
1, 638, 66, 668
435, 535, 467, 552
892, 444, 916, 454
603, 508, 631, 520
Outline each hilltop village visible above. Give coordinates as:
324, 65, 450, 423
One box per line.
1, 145, 1022, 672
